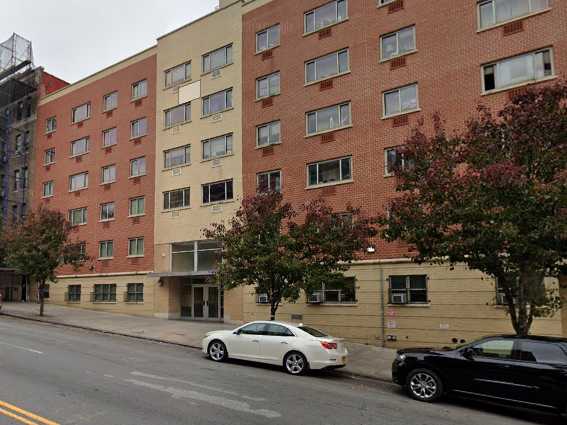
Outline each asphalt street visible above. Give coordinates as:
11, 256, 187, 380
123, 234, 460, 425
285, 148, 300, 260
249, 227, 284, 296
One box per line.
0, 316, 561, 425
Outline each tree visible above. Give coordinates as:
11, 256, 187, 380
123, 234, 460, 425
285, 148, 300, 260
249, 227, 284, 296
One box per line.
204, 191, 376, 320
380, 82, 567, 336
3, 207, 87, 316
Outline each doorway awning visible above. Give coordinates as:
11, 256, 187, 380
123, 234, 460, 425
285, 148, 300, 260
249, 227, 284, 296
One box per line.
148, 270, 215, 278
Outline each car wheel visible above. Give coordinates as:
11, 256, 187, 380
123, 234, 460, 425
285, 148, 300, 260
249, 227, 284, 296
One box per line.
406, 369, 443, 402
284, 351, 308, 375
208, 340, 228, 362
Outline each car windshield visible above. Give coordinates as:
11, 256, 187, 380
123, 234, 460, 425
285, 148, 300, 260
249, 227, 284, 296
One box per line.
299, 326, 328, 337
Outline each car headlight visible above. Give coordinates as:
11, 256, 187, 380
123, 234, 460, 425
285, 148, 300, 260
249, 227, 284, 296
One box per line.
396, 353, 406, 362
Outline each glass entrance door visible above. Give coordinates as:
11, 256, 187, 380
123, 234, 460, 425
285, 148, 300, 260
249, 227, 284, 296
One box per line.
193, 286, 205, 319
192, 285, 220, 320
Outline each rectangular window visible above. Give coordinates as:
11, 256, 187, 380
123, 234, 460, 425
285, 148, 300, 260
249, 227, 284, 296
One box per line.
256, 24, 280, 53
306, 49, 349, 83
389, 275, 428, 304
46, 116, 57, 133
42, 181, 54, 198
479, 0, 549, 29
71, 137, 89, 156
93, 284, 116, 303
202, 179, 234, 204
131, 79, 148, 99
202, 44, 233, 74
15, 134, 24, 154
306, 102, 351, 135
101, 164, 116, 184
308, 157, 352, 186
128, 237, 144, 256
257, 170, 281, 193
131, 117, 148, 138
165, 62, 191, 88
130, 157, 146, 177
100, 202, 115, 221
256, 72, 280, 99
202, 134, 233, 160
13, 170, 20, 191
381, 26, 416, 61
68, 285, 81, 302
311, 277, 356, 304
69, 207, 88, 226
164, 103, 191, 128
69, 172, 88, 191
99, 240, 114, 259
482, 48, 554, 92
103, 92, 118, 111
305, 0, 348, 34
126, 283, 144, 303
44, 148, 55, 165
72, 103, 90, 123
256, 121, 281, 147
384, 147, 413, 176
103, 127, 117, 147
383, 83, 419, 118
129, 197, 145, 217
163, 187, 191, 210
202, 88, 233, 116
164, 145, 190, 168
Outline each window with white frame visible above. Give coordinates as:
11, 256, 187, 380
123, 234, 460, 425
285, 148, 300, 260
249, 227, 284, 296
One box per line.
306, 49, 349, 83
256, 24, 280, 53
69, 172, 88, 191
129, 157, 146, 177
202, 88, 233, 116
202, 44, 233, 74
164, 103, 191, 128
103, 92, 118, 111
163, 187, 190, 210
202, 179, 233, 204
44, 148, 55, 165
306, 102, 351, 135
131, 117, 148, 138
69, 207, 87, 226
256, 121, 281, 147
256, 72, 280, 99
103, 127, 117, 147
72, 103, 90, 123
100, 202, 115, 221
389, 275, 428, 304
99, 240, 114, 259
384, 147, 413, 176
478, 0, 549, 29
381, 26, 416, 61
101, 164, 116, 184
257, 170, 281, 193
128, 237, 144, 256
165, 61, 191, 88
71, 137, 89, 156
202, 134, 233, 160
46, 116, 57, 133
126, 283, 144, 302
310, 277, 356, 304
42, 181, 54, 198
93, 284, 116, 302
383, 83, 419, 118
129, 196, 145, 216
482, 48, 553, 93
131, 79, 148, 99
164, 145, 190, 168
305, 0, 348, 34
308, 157, 352, 187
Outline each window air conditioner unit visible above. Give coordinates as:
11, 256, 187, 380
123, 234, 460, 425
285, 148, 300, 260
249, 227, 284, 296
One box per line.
212, 68, 221, 78
391, 293, 407, 305
257, 294, 269, 304
308, 292, 323, 304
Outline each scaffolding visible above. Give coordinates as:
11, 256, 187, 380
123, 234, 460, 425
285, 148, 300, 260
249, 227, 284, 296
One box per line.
0, 33, 33, 83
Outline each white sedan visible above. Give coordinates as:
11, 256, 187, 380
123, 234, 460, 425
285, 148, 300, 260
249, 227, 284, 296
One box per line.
202, 321, 348, 375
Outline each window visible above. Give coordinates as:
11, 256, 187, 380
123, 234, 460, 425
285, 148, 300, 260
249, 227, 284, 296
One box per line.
93, 284, 116, 302
128, 237, 144, 256
256, 72, 280, 99
383, 83, 419, 118
103, 128, 117, 147
127, 283, 144, 303
13, 169, 21, 191
202, 44, 233, 74
306, 102, 351, 135
163, 188, 190, 210
22, 167, 28, 190
129, 157, 146, 177
384, 147, 413, 176
68, 285, 81, 302
100, 164, 116, 184
15, 134, 24, 154
256, 121, 280, 147
257, 170, 281, 193
483, 48, 554, 92
256, 24, 280, 53
311, 277, 356, 304
131, 117, 148, 138
165, 103, 191, 127
479, 0, 549, 29
99, 240, 114, 259
42, 181, 54, 198
71, 137, 89, 156
299, 326, 328, 337
264, 324, 294, 337
202, 88, 233, 116
46, 116, 57, 133
78, 242, 87, 257
100, 202, 115, 221
202, 180, 233, 204
164, 145, 190, 168
165, 62, 191, 88
308, 157, 352, 187
378, 0, 396, 5
44, 148, 55, 165
131, 79, 148, 99
72, 103, 90, 123
69, 172, 88, 191
306, 49, 349, 83
202, 134, 233, 160
305, 0, 348, 34
518, 341, 567, 363
103, 92, 118, 111
389, 275, 428, 304
239, 323, 267, 335
381, 26, 416, 61
129, 197, 145, 216
171, 240, 221, 273
471, 339, 515, 359
69, 207, 87, 226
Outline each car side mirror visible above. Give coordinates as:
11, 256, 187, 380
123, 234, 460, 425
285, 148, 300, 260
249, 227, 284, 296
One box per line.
462, 347, 475, 360
233, 330, 241, 335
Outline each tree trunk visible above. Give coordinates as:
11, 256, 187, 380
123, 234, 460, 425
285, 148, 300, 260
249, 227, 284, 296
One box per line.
270, 305, 276, 321
38, 281, 45, 317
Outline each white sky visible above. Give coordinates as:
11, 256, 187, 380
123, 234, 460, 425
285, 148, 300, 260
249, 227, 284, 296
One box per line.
1, 0, 219, 83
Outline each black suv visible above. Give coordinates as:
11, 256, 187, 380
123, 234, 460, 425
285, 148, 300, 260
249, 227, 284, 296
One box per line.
392, 335, 567, 414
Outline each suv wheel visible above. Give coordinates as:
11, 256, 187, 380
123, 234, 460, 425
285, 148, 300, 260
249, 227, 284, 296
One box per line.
208, 340, 228, 362
406, 369, 443, 402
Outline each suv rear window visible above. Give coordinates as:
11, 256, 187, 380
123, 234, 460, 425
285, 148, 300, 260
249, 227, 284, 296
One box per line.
519, 341, 567, 364
299, 326, 328, 337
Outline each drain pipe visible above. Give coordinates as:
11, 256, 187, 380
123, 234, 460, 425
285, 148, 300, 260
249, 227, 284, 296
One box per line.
379, 267, 386, 347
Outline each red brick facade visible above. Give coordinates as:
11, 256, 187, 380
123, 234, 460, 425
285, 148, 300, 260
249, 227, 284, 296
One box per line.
242, 0, 567, 260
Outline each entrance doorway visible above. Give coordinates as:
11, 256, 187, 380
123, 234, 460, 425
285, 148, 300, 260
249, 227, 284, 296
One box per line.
192, 285, 221, 321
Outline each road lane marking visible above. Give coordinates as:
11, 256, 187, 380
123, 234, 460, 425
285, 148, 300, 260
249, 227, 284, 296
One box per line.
0, 407, 40, 425
0, 341, 43, 355
0, 401, 60, 425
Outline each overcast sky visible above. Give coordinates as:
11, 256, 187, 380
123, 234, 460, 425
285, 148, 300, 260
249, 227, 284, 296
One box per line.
1, 0, 219, 83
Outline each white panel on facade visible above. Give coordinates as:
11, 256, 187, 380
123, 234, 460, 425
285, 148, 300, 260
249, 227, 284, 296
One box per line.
178, 80, 201, 104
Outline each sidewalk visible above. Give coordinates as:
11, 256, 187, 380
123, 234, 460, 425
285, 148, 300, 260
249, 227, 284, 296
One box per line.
0, 302, 395, 382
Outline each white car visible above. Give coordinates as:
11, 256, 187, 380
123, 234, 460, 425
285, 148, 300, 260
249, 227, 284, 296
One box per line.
202, 321, 348, 375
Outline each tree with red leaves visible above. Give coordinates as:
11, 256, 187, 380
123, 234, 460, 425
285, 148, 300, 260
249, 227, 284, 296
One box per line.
380, 82, 567, 336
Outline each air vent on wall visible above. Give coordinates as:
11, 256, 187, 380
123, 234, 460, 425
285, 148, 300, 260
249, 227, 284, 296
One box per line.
388, 0, 404, 13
